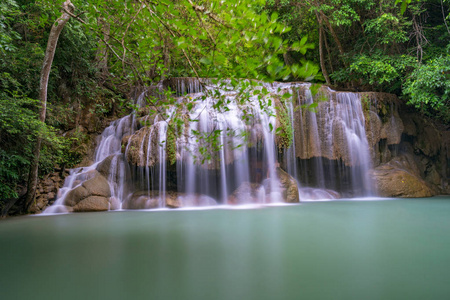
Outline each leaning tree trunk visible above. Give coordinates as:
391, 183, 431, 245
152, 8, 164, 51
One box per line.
24, 1, 74, 212
316, 13, 331, 86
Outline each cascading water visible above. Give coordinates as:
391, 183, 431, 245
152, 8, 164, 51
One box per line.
45, 114, 135, 213
44, 79, 374, 213
289, 84, 373, 199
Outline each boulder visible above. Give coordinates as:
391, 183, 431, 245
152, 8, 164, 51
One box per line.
276, 168, 300, 203
370, 167, 433, 198
370, 155, 434, 198
166, 192, 182, 208
64, 185, 89, 206
96, 155, 115, 177
82, 174, 111, 197
62, 173, 111, 211
73, 196, 110, 212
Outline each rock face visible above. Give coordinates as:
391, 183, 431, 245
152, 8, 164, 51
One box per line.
370, 154, 433, 197
360, 91, 448, 197
62, 171, 113, 212
29, 170, 68, 214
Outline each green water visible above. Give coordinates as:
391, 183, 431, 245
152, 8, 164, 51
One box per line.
1, 198, 450, 300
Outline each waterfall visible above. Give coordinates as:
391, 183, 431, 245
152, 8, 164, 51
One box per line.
45, 79, 375, 213
292, 85, 373, 199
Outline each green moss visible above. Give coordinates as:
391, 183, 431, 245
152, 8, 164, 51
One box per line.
361, 94, 371, 125
276, 98, 294, 151
166, 125, 177, 165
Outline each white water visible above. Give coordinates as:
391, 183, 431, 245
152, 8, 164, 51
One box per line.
45, 79, 375, 213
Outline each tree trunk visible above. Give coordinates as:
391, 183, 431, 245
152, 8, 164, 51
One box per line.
317, 14, 331, 85
24, 1, 74, 212
320, 12, 348, 68
96, 17, 110, 77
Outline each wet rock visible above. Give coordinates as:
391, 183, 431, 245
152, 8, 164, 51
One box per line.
276, 168, 300, 203
229, 182, 264, 204
96, 155, 115, 177
229, 169, 299, 204
415, 122, 441, 157
365, 111, 382, 148
402, 114, 418, 136
293, 88, 369, 167
109, 197, 121, 210
380, 112, 404, 145
64, 185, 89, 206
82, 174, 111, 198
74, 169, 100, 182
63, 173, 111, 211
370, 167, 433, 198
370, 154, 434, 198
124, 125, 156, 167
73, 196, 110, 212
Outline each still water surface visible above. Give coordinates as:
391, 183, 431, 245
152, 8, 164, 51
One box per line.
1, 197, 450, 300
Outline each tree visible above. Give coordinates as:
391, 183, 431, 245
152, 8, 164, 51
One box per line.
24, 0, 74, 211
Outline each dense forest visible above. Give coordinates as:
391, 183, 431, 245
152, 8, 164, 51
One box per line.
1, 0, 449, 215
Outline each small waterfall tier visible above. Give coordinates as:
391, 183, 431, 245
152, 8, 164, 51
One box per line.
45, 79, 374, 213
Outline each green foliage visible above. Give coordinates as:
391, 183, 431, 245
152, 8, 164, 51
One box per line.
0, 0, 21, 54
0, 95, 41, 199
364, 13, 409, 45
332, 52, 416, 92
403, 55, 450, 122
